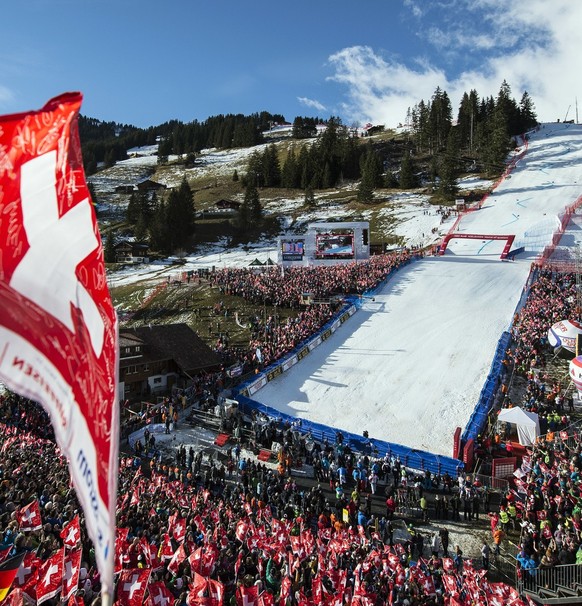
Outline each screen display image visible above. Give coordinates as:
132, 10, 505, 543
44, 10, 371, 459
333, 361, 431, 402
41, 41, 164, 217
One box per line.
315, 231, 355, 259
281, 239, 305, 261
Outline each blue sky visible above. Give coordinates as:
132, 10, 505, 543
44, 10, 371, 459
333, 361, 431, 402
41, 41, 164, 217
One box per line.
1, 0, 580, 128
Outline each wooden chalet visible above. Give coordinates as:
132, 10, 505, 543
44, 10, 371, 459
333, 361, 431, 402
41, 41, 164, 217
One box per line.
119, 323, 221, 400
136, 178, 166, 193
214, 199, 241, 211
114, 241, 150, 264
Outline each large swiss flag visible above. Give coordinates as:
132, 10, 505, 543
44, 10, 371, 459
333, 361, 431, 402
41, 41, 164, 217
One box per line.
0, 94, 119, 596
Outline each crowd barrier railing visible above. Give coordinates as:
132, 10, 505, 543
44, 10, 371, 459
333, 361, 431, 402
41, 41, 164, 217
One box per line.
235, 393, 464, 478
518, 561, 582, 603
234, 255, 464, 477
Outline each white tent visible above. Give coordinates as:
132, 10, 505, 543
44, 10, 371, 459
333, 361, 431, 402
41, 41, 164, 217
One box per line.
498, 407, 540, 446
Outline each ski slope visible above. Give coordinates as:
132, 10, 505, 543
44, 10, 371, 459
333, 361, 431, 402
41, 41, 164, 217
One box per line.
252, 123, 582, 456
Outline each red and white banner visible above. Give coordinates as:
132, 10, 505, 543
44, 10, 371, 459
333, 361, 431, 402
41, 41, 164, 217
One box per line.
62, 548, 82, 602
117, 569, 150, 606
36, 548, 64, 604
16, 500, 42, 531
60, 514, 82, 549
0, 93, 119, 595
147, 582, 175, 606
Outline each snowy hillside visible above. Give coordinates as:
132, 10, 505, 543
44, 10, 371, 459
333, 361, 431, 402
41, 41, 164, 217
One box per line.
251, 123, 582, 456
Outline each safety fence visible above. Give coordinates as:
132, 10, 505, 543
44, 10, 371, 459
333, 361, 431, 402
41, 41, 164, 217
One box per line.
518, 561, 582, 604
461, 331, 512, 445
459, 262, 541, 458
536, 193, 582, 267
235, 392, 464, 477
234, 255, 465, 478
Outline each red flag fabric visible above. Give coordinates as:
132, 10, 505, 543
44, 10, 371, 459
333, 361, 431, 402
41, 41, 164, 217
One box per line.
0, 93, 119, 596
279, 576, 292, 606
0, 547, 11, 565
167, 544, 187, 577
60, 515, 82, 549
208, 578, 224, 606
189, 546, 218, 578
147, 581, 175, 606
16, 500, 42, 532
19, 570, 38, 603
62, 548, 82, 602
235, 520, 249, 543
257, 591, 273, 606
187, 572, 209, 606
117, 569, 150, 606
12, 552, 39, 589
2, 587, 27, 606
158, 534, 175, 562
36, 548, 64, 604
172, 517, 187, 543
236, 585, 259, 606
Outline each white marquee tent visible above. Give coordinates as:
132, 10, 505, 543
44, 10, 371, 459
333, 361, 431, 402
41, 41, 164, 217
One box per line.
498, 407, 541, 446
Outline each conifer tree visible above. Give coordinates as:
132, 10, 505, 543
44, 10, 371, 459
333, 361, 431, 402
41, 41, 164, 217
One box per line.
104, 231, 116, 264
357, 144, 382, 203
246, 182, 262, 225
165, 178, 195, 252
126, 192, 140, 225
262, 144, 281, 187
282, 147, 299, 188
149, 199, 170, 254
438, 129, 460, 198
399, 151, 418, 189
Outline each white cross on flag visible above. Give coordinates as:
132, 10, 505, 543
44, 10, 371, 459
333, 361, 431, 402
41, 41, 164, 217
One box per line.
61, 548, 82, 602
13, 552, 39, 588
117, 569, 150, 606
235, 584, 258, 606
15, 500, 42, 531
36, 547, 64, 604
60, 514, 82, 549
0, 94, 119, 597
147, 581, 175, 606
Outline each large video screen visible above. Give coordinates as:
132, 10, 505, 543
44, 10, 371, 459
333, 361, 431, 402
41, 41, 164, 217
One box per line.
315, 230, 355, 259
281, 238, 305, 261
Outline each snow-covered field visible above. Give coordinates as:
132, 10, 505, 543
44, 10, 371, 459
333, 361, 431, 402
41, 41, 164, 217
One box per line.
251, 123, 582, 456
107, 124, 582, 458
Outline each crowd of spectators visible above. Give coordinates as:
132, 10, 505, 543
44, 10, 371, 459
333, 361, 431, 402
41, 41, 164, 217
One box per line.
210, 252, 414, 309
509, 266, 577, 376
505, 430, 582, 583
211, 252, 417, 376
0, 393, 533, 606
4, 263, 582, 606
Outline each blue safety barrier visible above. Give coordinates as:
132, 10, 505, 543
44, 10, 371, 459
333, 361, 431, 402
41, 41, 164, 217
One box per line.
460, 265, 541, 446
234, 254, 464, 478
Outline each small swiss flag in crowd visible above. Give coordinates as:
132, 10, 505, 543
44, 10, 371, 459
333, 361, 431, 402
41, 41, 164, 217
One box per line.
116, 569, 150, 606
16, 501, 42, 532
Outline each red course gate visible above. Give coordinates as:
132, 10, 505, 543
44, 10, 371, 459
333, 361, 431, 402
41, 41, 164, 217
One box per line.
438, 233, 515, 259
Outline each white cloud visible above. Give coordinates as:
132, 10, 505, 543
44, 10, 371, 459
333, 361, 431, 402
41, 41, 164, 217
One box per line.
327, 46, 448, 127
327, 0, 582, 126
297, 97, 327, 112
403, 0, 424, 18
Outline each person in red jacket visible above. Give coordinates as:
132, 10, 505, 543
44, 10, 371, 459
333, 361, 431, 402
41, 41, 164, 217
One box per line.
386, 495, 396, 520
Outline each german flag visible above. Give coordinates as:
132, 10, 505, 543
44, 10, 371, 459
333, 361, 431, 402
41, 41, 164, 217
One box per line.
0, 552, 25, 602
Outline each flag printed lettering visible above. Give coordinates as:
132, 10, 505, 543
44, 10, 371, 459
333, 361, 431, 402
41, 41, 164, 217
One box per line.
0, 93, 119, 597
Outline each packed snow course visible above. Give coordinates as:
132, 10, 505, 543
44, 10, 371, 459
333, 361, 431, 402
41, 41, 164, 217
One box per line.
244, 123, 582, 462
